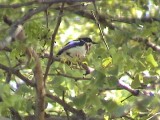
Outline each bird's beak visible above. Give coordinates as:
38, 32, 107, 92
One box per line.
92, 41, 98, 44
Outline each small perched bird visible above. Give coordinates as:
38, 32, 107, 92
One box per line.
57, 37, 97, 62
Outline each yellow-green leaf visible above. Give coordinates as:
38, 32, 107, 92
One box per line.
146, 53, 158, 67
102, 57, 112, 68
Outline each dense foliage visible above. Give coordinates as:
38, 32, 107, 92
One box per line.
0, 0, 160, 120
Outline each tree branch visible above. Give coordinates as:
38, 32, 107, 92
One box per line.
0, 1, 36, 8
0, 62, 86, 119
31, 48, 45, 120
61, 4, 160, 31
133, 37, 160, 52
46, 92, 86, 119
9, 107, 22, 120
43, 2, 65, 85
0, 63, 35, 87
112, 17, 160, 24
0, 4, 52, 50
0, 0, 95, 9
40, 0, 96, 4
67, 9, 116, 30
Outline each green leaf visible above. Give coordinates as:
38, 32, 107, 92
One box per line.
107, 65, 119, 75
53, 85, 67, 96
102, 100, 131, 117
146, 53, 158, 67
88, 94, 101, 109
131, 74, 141, 88
156, 69, 160, 75
3, 95, 21, 107
0, 102, 10, 116
92, 70, 106, 88
16, 84, 32, 93
52, 76, 65, 86
145, 49, 158, 68
0, 84, 10, 96
106, 76, 118, 88
73, 93, 87, 109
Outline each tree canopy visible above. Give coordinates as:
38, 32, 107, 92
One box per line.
0, 0, 160, 120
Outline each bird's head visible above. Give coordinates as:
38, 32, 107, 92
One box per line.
78, 37, 98, 52
78, 37, 97, 44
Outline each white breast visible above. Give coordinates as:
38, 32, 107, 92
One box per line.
60, 45, 87, 61
67, 45, 86, 58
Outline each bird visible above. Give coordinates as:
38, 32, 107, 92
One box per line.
57, 37, 97, 62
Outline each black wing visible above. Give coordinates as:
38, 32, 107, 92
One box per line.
57, 40, 85, 56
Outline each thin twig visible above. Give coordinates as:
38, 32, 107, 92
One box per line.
121, 94, 133, 103
62, 91, 70, 120
4, 52, 11, 67
147, 112, 160, 120
45, 9, 49, 28
48, 73, 91, 81
92, 2, 109, 50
